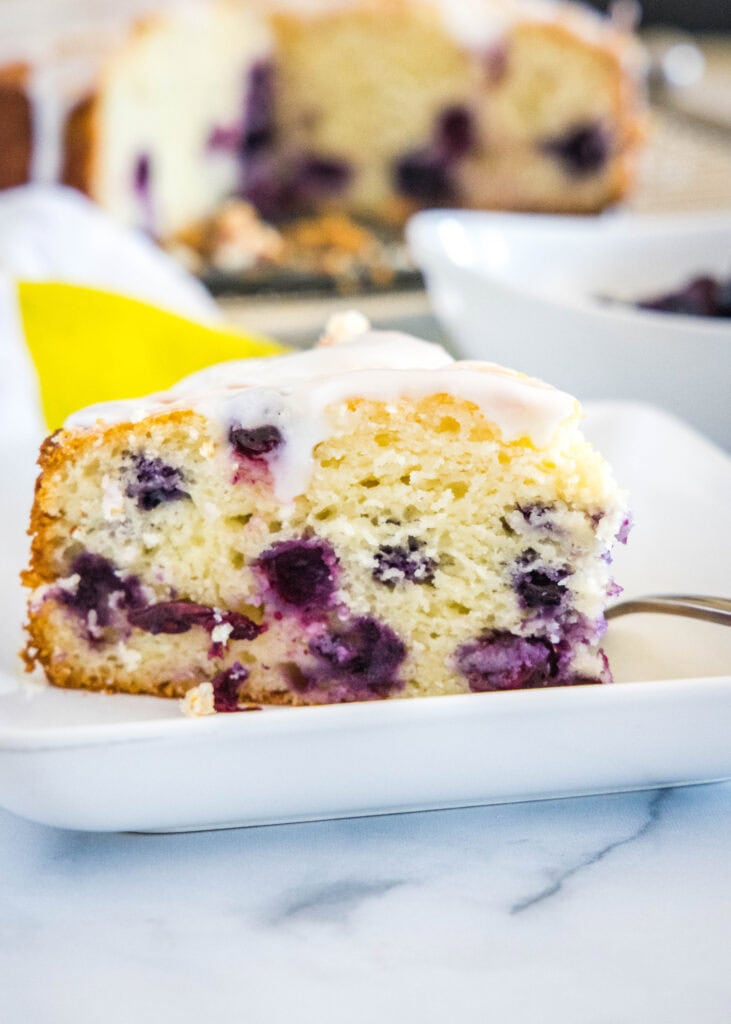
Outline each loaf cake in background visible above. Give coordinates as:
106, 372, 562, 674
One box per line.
271, 0, 645, 221
0, 62, 33, 191
62, 3, 272, 239
23, 315, 630, 709
0, 0, 273, 239
0, 0, 183, 191
1, 0, 646, 242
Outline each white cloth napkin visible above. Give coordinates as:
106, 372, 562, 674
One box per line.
0, 184, 221, 443
0, 184, 219, 320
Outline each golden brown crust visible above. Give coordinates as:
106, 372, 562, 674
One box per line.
25, 588, 298, 706
272, 0, 441, 34
509, 20, 646, 203
25, 410, 201, 582
0, 63, 32, 189
60, 93, 98, 196
22, 431, 66, 592
22, 411, 218, 685
24, 427, 96, 589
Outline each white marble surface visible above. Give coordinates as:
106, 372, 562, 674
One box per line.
1, 784, 730, 1023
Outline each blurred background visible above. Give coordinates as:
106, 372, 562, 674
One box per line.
590, 2, 731, 31
0, 0, 729, 442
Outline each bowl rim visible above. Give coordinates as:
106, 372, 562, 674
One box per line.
407, 208, 731, 337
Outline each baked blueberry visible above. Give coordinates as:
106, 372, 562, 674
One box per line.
229, 424, 283, 460
61, 553, 145, 629
211, 661, 250, 712
309, 616, 406, 697
513, 549, 570, 611
257, 538, 338, 610
373, 536, 436, 586
544, 122, 609, 176
456, 632, 553, 691
129, 601, 260, 640
126, 454, 189, 511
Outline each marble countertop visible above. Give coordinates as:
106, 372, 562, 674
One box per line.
2, 784, 730, 1023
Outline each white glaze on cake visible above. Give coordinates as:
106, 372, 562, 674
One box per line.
65, 322, 579, 503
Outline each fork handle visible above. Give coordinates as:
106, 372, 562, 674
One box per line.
606, 595, 731, 626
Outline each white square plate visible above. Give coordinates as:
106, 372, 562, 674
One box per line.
0, 403, 729, 832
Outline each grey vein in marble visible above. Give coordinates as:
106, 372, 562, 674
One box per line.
270, 878, 407, 924
1, 784, 730, 1024
511, 788, 671, 914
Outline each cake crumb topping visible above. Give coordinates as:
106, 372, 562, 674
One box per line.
180, 682, 216, 718
101, 476, 126, 522
210, 622, 234, 647
319, 310, 371, 347
115, 643, 142, 672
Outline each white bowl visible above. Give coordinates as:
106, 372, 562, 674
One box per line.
408, 210, 731, 448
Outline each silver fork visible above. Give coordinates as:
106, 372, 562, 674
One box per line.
606, 595, 731, 627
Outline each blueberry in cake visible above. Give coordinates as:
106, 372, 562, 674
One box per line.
636, 274, 731, 318
1, 0, 645, 237
23, 314, 630, 709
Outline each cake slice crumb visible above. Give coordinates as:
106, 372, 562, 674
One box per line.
181, 682, 216, 718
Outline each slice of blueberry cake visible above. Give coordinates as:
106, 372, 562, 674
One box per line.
23, 315, 630, 709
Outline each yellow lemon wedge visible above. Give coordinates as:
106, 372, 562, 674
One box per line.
17, 281, 285, 430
